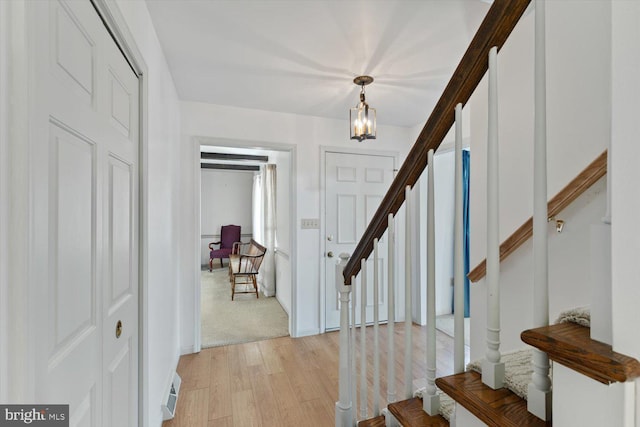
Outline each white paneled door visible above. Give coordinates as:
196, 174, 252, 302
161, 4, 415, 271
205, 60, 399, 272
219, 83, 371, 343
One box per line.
31, 2, 139, 426
325, 152, 394, 330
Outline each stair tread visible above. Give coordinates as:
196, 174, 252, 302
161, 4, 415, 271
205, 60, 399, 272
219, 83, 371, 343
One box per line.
387, 397, 449, 427
521, 322, 640, 384
357, 415, 386, 427
436, 371, 551, 427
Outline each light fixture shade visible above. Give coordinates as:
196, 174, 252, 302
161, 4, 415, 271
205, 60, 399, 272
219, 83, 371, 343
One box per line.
350, 75, 376, 141
350, 103, 376, 141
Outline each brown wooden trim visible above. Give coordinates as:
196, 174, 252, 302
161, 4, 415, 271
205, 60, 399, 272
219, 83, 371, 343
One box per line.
436, 371, 551, 427
468, 150, 607, 283
343, 0, 532, 284
357, 415, 387, 427
521, 322, 640, 384
200, 152, 269, 162
387, 397, 449, 427
200, 163, 260, 171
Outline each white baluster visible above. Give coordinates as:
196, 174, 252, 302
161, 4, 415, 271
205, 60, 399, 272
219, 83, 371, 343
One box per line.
423, 149, 440, 415
453, 103, 465, 375
482, 46, 505, 390
373, 239, 380, 415
360, 258, 368, 420
528, 0, 552, 420
387, 214, 396, 405
351, 275, 357, 426
335, 254, 353, 427
404, 185, 413, 399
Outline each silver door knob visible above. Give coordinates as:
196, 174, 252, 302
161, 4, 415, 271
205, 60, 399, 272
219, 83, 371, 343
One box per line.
327, 251, 334, 258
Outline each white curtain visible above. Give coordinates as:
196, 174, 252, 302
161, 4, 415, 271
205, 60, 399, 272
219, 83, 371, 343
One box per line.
252, 166, 276, 296
260, 164, 277, 296
252, 173, 263, 246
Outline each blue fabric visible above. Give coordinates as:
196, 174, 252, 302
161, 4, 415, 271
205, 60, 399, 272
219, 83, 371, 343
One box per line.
463, 149, 471, 317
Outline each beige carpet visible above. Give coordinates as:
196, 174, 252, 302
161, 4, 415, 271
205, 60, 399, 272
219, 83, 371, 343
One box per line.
201, 268, 289, 348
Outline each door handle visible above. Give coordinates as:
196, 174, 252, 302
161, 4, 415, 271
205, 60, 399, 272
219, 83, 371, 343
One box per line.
115, 320, 123, 339
327, 251, 334, 258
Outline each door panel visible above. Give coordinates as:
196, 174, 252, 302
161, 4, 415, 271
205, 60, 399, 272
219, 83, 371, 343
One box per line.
50, 1, 96, 106
325, 152, 394, 330
33, 1, 139, 425
108, 157, 132, 308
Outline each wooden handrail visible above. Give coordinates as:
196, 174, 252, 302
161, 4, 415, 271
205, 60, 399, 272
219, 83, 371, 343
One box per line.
468, 150, 607, 283
343, 0, 532, 284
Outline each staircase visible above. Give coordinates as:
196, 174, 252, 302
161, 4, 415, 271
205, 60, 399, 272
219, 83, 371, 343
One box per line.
334, 0, 640, 426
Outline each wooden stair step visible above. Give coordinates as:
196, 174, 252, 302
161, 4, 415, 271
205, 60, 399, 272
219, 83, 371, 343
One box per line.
436, 371, 550, 427
521, 322, 640, 384
387, 397, 449, 427
357, 415, 386, 427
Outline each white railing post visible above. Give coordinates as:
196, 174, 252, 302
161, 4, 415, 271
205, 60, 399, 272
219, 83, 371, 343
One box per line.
350, 274, 357, 426
482, 46, 505, 390
359, 258, 368, 420
336, 254, 353, 427
373, 239, 381, 416
423, 149, 440, 415
404, 185, 413, 399
528, 0, 552, 420
387, 214, 396, 406
453, 103, 465, 374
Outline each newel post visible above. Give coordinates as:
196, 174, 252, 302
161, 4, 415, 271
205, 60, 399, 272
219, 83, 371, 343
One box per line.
335, 253, 353, 427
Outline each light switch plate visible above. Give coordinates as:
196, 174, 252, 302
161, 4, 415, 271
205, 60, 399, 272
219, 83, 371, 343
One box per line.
301, 218, 320, 229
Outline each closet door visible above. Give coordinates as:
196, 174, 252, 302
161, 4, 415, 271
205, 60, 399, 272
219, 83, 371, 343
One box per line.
31, 2, 139, 425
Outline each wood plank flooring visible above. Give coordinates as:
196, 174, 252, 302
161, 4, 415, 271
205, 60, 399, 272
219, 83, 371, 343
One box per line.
163, 323, 467, 427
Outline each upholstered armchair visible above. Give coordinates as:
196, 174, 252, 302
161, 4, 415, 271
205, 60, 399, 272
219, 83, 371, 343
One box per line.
208, 225, 241, 271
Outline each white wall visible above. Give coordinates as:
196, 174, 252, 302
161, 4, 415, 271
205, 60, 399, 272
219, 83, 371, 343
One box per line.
114, 2, 182, 426
273, 150, 292, 315
179, 101, 413, 342
471, 179, 605, 360
611, 0, 640, 362
200, 169, 254, 266
552, 364, 630, 427
0, 0, 10, 402
415, 150, 456, 323
468, 0, 611, 362
610, 4, 640, 423
469, 1, 610, 269
409, 102, 471, 324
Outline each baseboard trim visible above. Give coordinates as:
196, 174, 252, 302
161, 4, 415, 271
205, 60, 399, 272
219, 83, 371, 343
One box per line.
180, 345, 195, 355
294, 328, 320, 338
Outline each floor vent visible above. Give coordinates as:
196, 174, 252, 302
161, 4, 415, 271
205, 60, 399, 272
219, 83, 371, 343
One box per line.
162, 372, 182, 420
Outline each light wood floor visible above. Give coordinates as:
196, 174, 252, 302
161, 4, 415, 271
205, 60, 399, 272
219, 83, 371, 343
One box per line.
163, 323, 469, 427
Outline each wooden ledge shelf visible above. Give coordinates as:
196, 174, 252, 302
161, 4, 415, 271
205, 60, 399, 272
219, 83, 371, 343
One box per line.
357, 415, 386, 427
521, 322, 640, 385
387, 397, 449, 427
436, 371, 550, 427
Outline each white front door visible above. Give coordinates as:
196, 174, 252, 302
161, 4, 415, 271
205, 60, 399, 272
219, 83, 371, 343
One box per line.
325, 152, 395, 330
31, 2, 139, 425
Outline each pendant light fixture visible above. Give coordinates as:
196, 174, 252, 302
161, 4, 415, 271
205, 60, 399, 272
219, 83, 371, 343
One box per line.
350, 75, 376, 141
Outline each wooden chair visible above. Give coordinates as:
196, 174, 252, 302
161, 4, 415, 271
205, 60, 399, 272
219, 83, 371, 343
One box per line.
228, 239, 266, 300
208, 224, 241, 271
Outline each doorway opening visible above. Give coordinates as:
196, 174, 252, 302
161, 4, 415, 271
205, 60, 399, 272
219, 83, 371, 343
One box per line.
415, 148, 471, 348
195, 141, 296, 350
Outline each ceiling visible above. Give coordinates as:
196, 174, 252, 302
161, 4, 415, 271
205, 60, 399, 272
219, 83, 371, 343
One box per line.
145, 0, 490, 128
